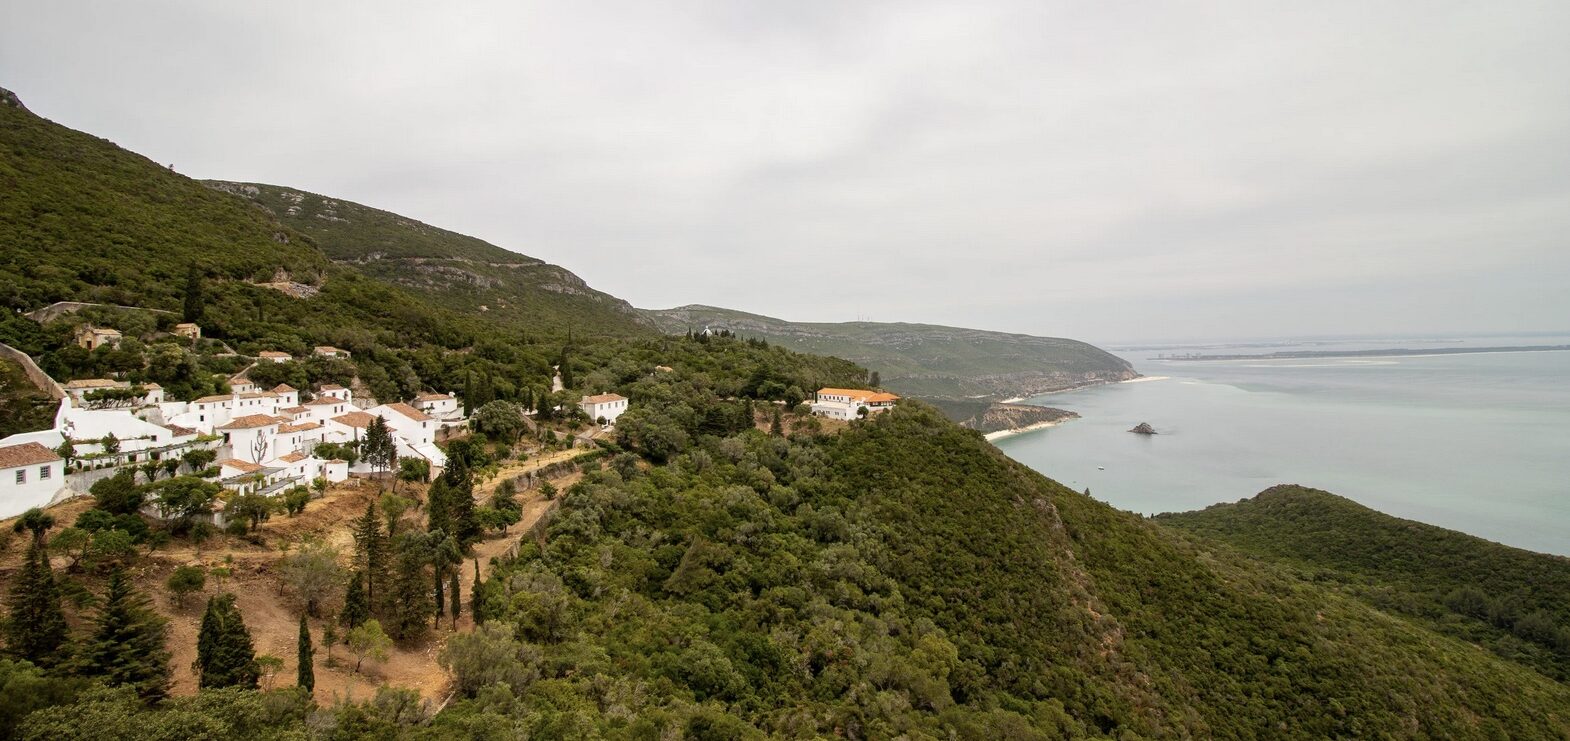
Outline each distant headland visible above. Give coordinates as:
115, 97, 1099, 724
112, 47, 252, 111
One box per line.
1161, 345, 1570, 362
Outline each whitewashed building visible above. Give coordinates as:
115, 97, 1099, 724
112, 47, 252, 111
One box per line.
580, 393, 629, 424
411, 392, 460, 420
811, 388, 900, 420
0, 442, 65, 518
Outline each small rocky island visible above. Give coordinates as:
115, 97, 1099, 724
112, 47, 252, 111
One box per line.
1129, 422, 1157, 435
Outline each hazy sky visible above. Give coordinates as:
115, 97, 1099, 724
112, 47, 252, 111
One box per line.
5, 1, 1568, 342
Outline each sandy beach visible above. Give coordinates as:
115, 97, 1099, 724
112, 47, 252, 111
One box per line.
984, 418, 1069, 441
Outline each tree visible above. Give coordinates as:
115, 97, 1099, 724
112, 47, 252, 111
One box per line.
397, 458, 429, 486
12, 508, 55, 542
148, 477, 220, 528
297, 614, 314, 695
438, 622, 542, 698
90, 472, 142, 516
386, 534, 432, 641
347, 620, 391, 674
282, 486, 311, 516
55, 438, 76, 469
76, 570, 171, 701
278, 539, 344, 617
194, 594, 258, 689
254, 654, 283, 690
770, 406, 783, 436
869, 370, 881, 387
227, 493, 274, 532
100, 433, 120, 456
362, 416, 397, 484
183, 264, 205, 324
341, 572, 371, 632
352, 502, 387, 609
181, 448, 216, 473
472, 401, 525, 441
166, 565, 206, 608
380, 493, 413, 535
4, 538, 69, 667
448, 570, 461, 630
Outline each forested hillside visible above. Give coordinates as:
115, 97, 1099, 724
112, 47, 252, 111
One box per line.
644, 304, 1136, 399
1157, 485, 1570, 682
206, 181, 652, 337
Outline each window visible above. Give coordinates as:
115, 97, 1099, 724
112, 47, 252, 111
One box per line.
14, 469, 24, 484
40, 465, 51, 480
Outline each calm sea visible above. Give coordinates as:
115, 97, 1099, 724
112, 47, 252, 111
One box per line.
994, 335, 1570, 555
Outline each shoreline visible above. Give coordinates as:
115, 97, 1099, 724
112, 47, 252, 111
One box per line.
984, 418, 1069, 441
1005, 375, 1171, 404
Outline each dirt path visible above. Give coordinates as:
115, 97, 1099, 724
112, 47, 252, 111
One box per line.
31, 447, 599, 704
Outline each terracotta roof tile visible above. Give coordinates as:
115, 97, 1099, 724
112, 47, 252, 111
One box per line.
581, 393, 627, 404
383, 402, 431, 422
216, 414, 284, 430
333, 411, 376, 429
0, 443, 62, 468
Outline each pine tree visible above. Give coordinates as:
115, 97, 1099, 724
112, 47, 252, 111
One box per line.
770, 406, 783, 436
341, 571, 370, 630
297, 613, 314, 695
442, 457, 480, 546
4, 538, 70, 667
449, 570, 461, 630
195, 594, 258, 689
78, 570, 171, 700
352, 502, 387, 609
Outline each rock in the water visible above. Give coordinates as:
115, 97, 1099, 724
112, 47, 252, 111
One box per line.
1129, 422, 1157, 435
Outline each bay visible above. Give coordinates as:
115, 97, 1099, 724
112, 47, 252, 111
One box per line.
994, 335, 1570, 555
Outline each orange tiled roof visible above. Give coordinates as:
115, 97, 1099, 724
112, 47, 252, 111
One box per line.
581, 393, 627, 404
333, 411, 376, 429
382, 402, 431, 422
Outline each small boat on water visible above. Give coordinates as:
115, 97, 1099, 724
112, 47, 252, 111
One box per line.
1097, 466, 1105, 470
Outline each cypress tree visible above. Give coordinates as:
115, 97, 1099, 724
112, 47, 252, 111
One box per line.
434, 563, 445, 620
449, 570, 461, 630
341, 571, 370, 630
78, 570, 171, 700
352, 502, 387, 609
535, 388, 552, 419
426, 477, 453, 536
462, 372, 474, 416
183, 263, 205, 324
442, 457, 479, 546
386, 534, 431, 641
4, 538, 70, 667
470, 559, 486, 626
770, 406, 783, 436
296, 613, 314, 695
195, 594, 258, 689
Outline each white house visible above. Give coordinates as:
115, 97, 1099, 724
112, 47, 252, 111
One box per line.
411, 392, 460, 420
258, 351, 292, 363
810, 388, 900, 420
314, 346, 351, 359
217, 414, 284, 464
270, 384, 299, 407
0, 442, 65, 518
580, 393, 629, 425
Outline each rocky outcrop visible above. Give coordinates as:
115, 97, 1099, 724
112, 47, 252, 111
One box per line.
963, 403, 1079, 435
1129, 422, 1157, 435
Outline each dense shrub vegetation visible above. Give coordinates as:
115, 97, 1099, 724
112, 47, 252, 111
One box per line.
1156, 485, 1570, 680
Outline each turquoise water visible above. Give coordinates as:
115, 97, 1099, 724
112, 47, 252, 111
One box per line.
994, 336, 1570, 555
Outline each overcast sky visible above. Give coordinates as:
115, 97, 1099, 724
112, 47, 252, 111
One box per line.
4, 1, 1568, 342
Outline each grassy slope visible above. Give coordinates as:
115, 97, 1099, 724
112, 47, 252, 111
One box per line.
0, 358, 55, 438
1156, 485, 1570, 680
644, 304, 1135, 399
206, 181, 653, 338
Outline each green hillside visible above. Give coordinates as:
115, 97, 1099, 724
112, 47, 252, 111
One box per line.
428, 406, 1570, 737
644, 304, 1136, 399
206, 181, 653, 337
1156, 485, 1570, 681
